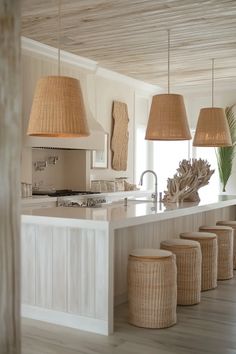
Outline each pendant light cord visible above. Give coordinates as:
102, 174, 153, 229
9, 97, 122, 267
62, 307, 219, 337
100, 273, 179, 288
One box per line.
167, 29, 170, 94
58, 0, 61, 76
211, 58, 214, 107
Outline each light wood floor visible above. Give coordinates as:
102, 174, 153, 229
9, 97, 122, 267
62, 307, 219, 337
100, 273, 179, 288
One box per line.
22, 272, 236, 354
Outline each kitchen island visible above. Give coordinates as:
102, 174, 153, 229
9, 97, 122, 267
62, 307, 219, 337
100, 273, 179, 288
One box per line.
21, 195, 236, 335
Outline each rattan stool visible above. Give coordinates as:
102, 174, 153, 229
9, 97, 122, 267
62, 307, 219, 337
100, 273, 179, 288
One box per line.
180, 232, 217, 291
216, 221, 236, 269
128, 249, 177, 328
161, 239, 201, 305
199, 226, 233, 280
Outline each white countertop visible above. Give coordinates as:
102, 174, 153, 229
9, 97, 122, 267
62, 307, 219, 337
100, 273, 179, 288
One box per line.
21, 190, 150, 205
21, 195, 57, 204
21, 194, 236, 229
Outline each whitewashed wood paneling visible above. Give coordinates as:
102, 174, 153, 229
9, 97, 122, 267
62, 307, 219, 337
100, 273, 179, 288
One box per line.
35, 225, 53, 308
22, 224, 109, 322
52, 227, 68, 311
21, 224, 36, 305
68, 228, 96, 317
95, 230, 109, 320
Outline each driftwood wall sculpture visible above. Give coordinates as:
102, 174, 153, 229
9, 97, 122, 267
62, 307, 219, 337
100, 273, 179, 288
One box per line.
111, 101, 129, 171
163, 158, 215, 203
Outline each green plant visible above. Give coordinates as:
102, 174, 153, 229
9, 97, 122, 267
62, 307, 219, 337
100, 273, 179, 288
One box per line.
215, 105, 236, 192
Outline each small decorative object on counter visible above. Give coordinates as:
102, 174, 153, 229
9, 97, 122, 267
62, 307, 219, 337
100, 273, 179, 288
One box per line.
115, 177, 126, 191
90, 179, 114, 192
162, 158, 214, 203
90, 180, 101, 192
124, 180, 139, 191
21, 182, 32, 198
91, 177, 138, 192
104, 180, 115, 192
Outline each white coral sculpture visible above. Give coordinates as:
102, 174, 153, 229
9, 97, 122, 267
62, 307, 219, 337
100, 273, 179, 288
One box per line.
162, 158, 215, 203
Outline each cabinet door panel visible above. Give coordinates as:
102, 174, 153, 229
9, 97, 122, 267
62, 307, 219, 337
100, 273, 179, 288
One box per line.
21, 224, 36, 305
68, 228, 96, 317
52, 227, 67, 311
35, 225, 53, 308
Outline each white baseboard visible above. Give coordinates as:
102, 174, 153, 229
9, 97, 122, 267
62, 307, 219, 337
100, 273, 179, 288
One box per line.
21, 304, 109, 335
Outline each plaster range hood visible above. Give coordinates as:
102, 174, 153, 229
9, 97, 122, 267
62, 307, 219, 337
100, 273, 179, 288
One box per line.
24, 110, 106, 150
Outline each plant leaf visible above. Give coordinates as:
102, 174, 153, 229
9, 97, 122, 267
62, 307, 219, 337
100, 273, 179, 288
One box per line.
215, 104, 236, 192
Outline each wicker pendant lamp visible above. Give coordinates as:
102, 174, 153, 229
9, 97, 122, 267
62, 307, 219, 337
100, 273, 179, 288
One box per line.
193, 59, 231, 147
145, 30, 191, 141
27, 0, 89, 137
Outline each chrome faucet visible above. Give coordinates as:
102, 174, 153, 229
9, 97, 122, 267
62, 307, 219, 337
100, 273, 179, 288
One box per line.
139, 170, 158, 203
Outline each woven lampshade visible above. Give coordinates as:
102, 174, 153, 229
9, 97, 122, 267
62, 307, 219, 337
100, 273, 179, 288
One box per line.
145, 93, 191, 140
193, 107, 232, 147
27, 76, 90, 137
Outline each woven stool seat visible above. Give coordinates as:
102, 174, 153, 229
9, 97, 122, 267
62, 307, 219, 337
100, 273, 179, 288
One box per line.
161, 239, 201, 305
217, 221, 236, 269
128, 249, 177, 328
180, 232, 217, 291
199, 226, 233, 280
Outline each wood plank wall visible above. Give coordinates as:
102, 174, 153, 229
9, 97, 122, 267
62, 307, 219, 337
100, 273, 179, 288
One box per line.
0, 0, 21, 353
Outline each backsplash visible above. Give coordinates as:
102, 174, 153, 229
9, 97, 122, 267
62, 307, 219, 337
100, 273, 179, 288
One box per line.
32, 148, 89, 191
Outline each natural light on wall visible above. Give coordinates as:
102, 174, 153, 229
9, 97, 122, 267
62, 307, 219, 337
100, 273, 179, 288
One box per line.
153, 140, 191, 194
135, 127, 219, 196
193, 146, 219, 198
135, 124, 149, 188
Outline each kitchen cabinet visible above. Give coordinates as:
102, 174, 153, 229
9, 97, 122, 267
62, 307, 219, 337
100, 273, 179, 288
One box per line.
21, 195, 236, 335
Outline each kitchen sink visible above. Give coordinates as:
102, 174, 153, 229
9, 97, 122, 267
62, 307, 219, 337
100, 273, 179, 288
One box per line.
108, 197, 159, 206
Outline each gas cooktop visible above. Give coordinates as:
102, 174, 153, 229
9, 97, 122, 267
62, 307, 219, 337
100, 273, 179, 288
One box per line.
33, 189, 100, 197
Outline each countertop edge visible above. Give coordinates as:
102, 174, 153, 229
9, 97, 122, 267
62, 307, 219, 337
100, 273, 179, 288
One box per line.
21, 195, 236, 230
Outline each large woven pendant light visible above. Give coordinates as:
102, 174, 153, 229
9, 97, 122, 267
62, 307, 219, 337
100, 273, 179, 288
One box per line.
145, 30, 191, 141
193, 59, 231, 147
27, 0, 89, 137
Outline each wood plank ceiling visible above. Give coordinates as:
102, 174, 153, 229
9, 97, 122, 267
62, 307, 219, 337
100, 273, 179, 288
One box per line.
21, 0, 236, 88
